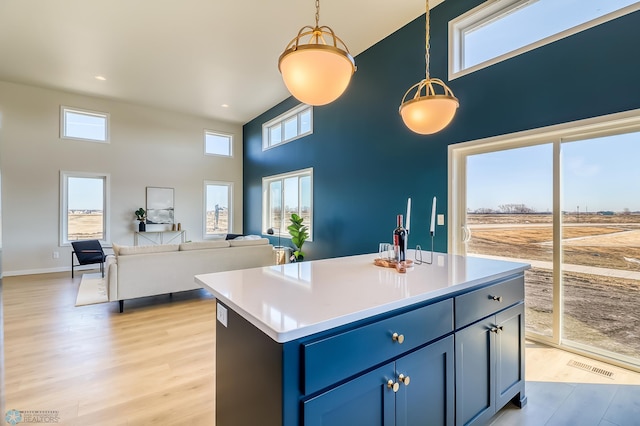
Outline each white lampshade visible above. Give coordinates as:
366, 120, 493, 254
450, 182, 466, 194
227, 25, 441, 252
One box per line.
279, 44, 355, 106
400, 96, 459, 135
399, 78, 459, 135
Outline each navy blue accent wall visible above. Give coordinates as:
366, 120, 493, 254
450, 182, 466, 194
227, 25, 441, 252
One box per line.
244, 1, 640, 260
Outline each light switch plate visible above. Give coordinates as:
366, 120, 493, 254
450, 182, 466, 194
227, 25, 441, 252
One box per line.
216, 303, 228, 327
437, 214, 445, 226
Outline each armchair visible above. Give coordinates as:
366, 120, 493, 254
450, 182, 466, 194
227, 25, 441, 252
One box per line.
71, 240, 107, 278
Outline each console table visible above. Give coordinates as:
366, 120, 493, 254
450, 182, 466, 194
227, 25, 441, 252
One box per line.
134, 230, 186, 246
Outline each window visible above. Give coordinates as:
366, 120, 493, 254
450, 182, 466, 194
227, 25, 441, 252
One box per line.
262, 104, 313, 150
449, 0, 640, 79
262, 168, 313, 240
205, 181, 232, 236
60, 106, 109, 142
60, 171, 110, 245
205, 130, 233, 157
450, 109, 640, 370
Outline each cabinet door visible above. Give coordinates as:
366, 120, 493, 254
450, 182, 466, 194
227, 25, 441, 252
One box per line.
455, 317, 496, 426
303, 363, 396, 426
396, 335, 455, 426
495, 303, 525, 409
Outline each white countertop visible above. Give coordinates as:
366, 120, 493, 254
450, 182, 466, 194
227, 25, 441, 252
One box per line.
195, 251, 530, 343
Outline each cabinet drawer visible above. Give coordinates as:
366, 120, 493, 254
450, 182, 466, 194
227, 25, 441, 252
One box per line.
302, 298, 453, 395
455, 275, 524, 329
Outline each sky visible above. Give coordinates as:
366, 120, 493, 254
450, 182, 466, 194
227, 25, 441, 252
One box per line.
466, 131, 640, 213
465, 0, 638, 69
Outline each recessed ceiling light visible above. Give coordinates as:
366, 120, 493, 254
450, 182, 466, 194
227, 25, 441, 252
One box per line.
221, 104, 229, 108
94, 75, 107, 81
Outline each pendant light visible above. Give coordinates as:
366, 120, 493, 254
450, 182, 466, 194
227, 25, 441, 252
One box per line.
278, 0, 356, 106
399, 0, 459, 135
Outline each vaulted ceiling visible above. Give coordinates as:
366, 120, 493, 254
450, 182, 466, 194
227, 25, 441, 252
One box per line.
0, 0, 443, 124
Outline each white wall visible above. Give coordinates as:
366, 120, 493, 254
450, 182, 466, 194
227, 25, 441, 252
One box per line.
0, 81, 244, 276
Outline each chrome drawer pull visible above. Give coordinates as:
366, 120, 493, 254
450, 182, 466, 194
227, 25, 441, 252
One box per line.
490, 295, 503, 302
392, 332, 405, 344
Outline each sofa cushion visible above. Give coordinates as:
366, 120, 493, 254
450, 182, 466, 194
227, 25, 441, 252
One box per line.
117, 244, 180, 256
179, 240, 230, 251
228, 237, 270, 247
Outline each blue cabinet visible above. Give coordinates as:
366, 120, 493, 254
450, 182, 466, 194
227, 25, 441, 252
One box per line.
455, 303, 526, 426
304, 335, 455, 426
214, 273, 526, 426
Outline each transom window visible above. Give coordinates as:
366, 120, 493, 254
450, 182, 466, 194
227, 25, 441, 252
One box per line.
204, 181, 233, 237
262, 104, 313, 150
60, 171, 110, 245
449, 0, 640, 79
205, 130, 233, 157
262, 168, 313, 240
60, 106, 109, 142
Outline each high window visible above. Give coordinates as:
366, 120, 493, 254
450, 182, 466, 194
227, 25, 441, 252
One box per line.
205, 181, 232, 237
205, 130, 233, 157
60, 171, 110, 245
60, 106, 109, 142
262, 168, 313, 240
449, 0, 639, 79
262, 104, 313, 150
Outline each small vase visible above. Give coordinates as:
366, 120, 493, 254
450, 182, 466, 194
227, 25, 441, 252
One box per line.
138, 221, 146, 232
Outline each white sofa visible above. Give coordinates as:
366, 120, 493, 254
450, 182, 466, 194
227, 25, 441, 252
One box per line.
107, 238, 274, 312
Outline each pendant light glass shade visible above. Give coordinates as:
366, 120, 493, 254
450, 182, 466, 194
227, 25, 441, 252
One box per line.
399, 0, 458, 135
278, 1, 356, 106
399, 78, 459, 134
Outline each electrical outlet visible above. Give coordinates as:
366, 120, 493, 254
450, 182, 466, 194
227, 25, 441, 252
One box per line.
216, 303, 228, 327
52, 251, 60, 259
437, 214, 445, 226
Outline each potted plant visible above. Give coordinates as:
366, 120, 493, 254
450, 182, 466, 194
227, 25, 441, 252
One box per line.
287, 213, 309, 262
135, 207, 146, 232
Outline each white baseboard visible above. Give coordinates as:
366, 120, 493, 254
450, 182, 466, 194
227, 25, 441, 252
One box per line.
2, 265, 100, 277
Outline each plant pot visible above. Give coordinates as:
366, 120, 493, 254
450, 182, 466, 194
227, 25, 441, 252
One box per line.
138, 221, 146, 232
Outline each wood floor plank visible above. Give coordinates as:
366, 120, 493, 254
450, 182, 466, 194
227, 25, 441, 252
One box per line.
3, 272, 216, 425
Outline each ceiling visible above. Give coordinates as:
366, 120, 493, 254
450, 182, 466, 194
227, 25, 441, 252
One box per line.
0, 0, 443, 124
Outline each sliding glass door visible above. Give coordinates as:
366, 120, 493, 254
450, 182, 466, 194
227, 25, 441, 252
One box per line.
561, 132, 640, 363
465, 144, 554, 338
449, 113, 640, 370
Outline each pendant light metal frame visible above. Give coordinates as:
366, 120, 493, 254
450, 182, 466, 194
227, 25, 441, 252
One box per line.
278, 0, 356, 106
399, 0, 459, 134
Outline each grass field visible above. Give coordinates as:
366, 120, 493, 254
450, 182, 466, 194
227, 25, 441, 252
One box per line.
467, 213, 640, 361
68, 212, 103, 241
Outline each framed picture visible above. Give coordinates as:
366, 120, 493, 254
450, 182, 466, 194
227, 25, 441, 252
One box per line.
146, 187, 174, 224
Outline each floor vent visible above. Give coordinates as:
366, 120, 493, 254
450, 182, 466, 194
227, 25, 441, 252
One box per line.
567, 359, 615, 379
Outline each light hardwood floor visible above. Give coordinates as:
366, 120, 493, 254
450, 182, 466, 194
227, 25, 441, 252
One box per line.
2, 271, 639, 425
3, 272, 216, 425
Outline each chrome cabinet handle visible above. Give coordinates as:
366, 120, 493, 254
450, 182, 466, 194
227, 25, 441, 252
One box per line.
490, 295, 503, 302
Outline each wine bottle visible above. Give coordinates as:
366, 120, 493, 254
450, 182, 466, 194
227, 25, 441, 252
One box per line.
393, 214, 406, 262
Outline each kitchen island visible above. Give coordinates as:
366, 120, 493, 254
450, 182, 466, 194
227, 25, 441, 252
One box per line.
195, 251, 530, 426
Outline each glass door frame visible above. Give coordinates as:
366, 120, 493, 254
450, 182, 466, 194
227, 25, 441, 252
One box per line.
448, 109, 640, 371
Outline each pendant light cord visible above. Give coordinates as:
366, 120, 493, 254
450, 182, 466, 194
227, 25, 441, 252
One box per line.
315, 0, 320, 27
425, 0, 431, 80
